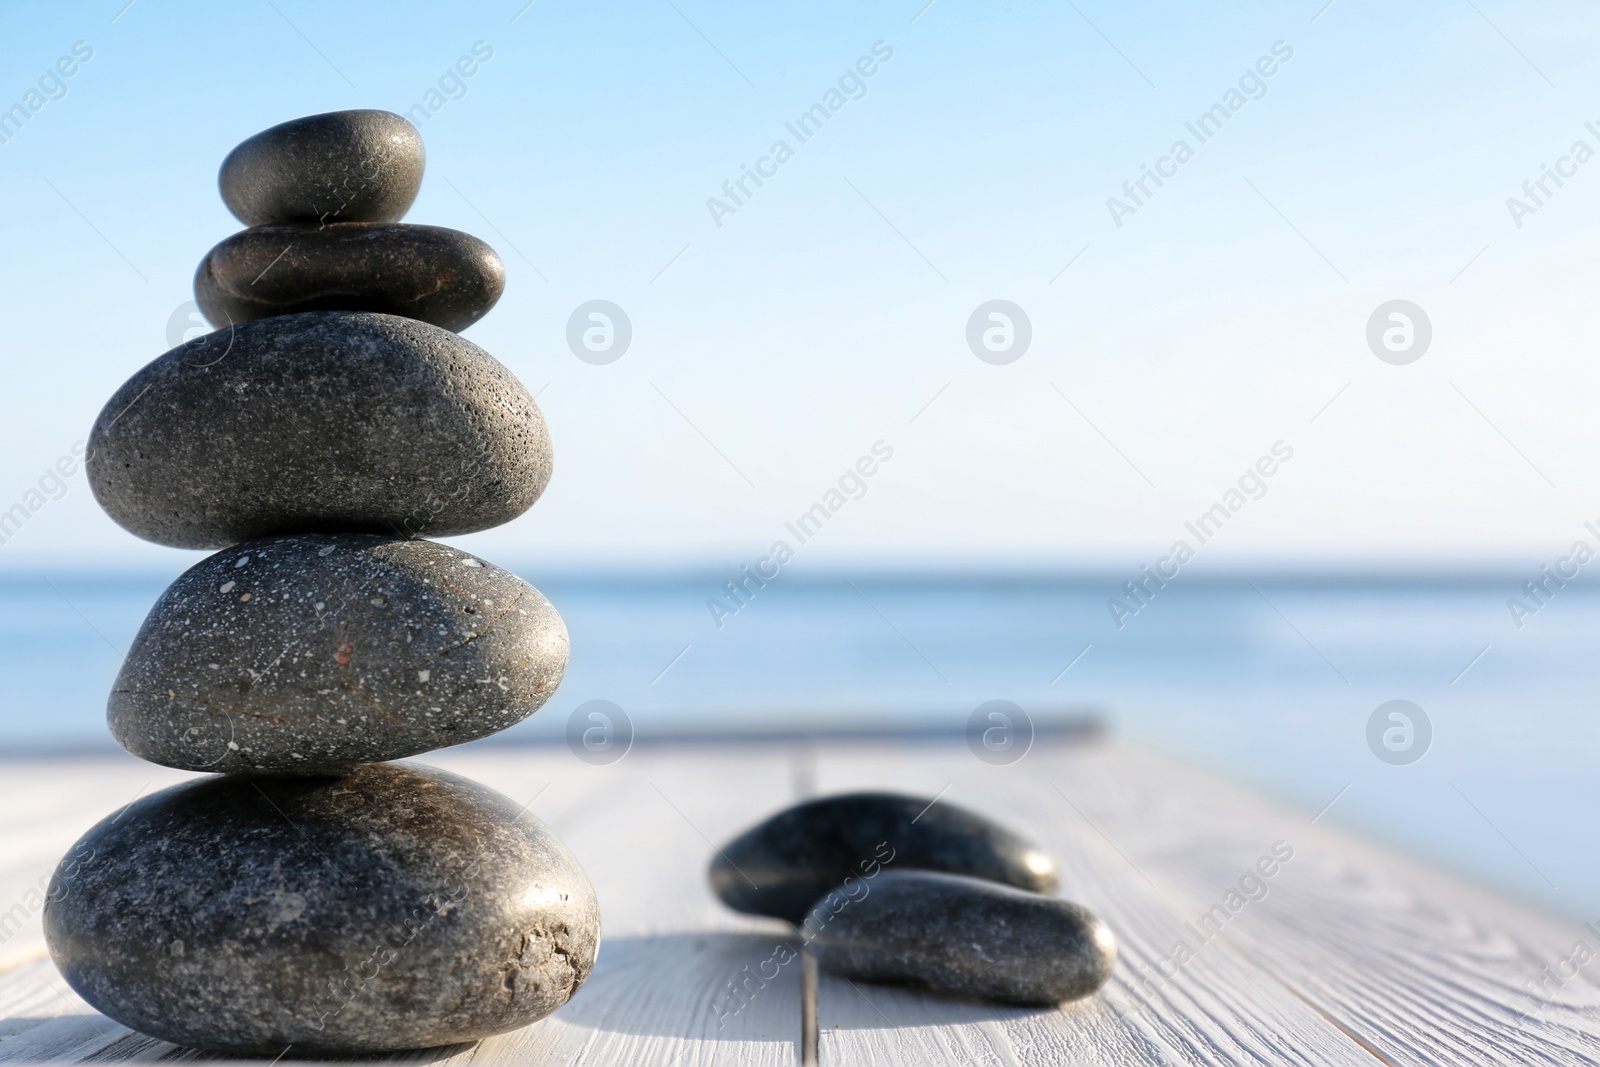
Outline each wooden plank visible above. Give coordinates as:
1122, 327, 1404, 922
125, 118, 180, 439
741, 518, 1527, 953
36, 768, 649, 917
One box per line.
808, 738, 1377, 1066
808, 739, 1600, 1067
1053, 744, 1600, 1067
1, 738, 1589, 1064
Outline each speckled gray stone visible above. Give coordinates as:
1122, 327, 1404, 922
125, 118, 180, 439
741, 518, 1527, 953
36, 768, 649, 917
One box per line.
219, 110, 424, 226
195, 223, 505, 333
87, 311, 552, 549
807, 871, 1114, 1006
110, 534, 567, 773
709, 792, 1058, 924
44, 762, 600, 1055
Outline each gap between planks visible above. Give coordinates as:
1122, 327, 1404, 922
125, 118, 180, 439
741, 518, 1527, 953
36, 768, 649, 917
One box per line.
790, 741, 821, 1066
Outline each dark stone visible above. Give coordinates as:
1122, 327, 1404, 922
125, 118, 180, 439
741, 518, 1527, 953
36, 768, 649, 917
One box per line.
195, 223, 505, 333
110, 533, 567, 773
807, 871, 1115, 1006
219, 110, 424, 226
708, 792, 1058, 924
87, 311, 552, 549
43, 762, 601, 1055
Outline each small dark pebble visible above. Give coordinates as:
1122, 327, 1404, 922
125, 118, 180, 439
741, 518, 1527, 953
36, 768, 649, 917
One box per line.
87, 310, 552, 549
708, 792, 1059, 924
807, 871, 1115, 1006
44, 762, 600, 1055
110, 533, 568, 773
219, 109, 424, 226
195, 222, 504, 333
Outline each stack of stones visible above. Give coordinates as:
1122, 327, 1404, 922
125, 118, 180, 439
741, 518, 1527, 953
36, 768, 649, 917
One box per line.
42, 111, 600, 1056
710, 793, 1116, 1005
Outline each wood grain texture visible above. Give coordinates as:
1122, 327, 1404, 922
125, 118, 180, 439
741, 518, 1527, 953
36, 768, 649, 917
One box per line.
810, 739, 1600, 1067
810, 739, 1374, 1067
1049, 744, 1600, 1067
0, 738, 1591, 1064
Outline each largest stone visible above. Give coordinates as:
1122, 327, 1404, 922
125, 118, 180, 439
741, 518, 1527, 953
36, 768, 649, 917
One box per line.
44, 762, 600, 1055
110, 533, 568, 773
87, 311, 552, 549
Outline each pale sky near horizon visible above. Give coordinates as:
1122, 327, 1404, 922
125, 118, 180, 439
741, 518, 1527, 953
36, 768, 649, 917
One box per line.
1, 0, 1597, 573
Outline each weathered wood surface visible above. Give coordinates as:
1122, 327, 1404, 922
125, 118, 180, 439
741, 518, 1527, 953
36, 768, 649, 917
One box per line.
0, 738, 1593, 1065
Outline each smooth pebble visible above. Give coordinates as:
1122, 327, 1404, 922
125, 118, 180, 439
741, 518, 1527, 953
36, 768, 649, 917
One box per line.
195, 222, 504, 333
87, 311, 552, 549
807, 871, 1115, 1006
219, 109, 424, 226
709, 792, 1059, 924
44, 762, 600, 1054
110, 533, 568, 773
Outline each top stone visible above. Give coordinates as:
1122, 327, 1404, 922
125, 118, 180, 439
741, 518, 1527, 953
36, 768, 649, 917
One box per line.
219, 110, 424, 226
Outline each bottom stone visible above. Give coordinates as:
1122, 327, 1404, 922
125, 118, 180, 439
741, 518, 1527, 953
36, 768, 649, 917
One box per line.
43, 763, 599, 1055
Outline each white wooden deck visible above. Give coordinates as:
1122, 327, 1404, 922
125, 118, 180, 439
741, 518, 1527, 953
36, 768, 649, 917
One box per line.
0, 737, 1595, 1065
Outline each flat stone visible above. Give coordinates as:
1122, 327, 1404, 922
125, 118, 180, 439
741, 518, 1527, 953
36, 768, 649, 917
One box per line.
219, 110, 424, 226
807, 871, 1115, 1006
44, 762, 600, 1055
195, 223, 504, 333
87, 311, 552, 549
110, 533, 567, 773
708, 792, 1058, 924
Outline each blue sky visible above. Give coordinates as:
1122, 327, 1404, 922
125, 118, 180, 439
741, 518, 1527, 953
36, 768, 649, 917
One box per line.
1, 0, 1597, 571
